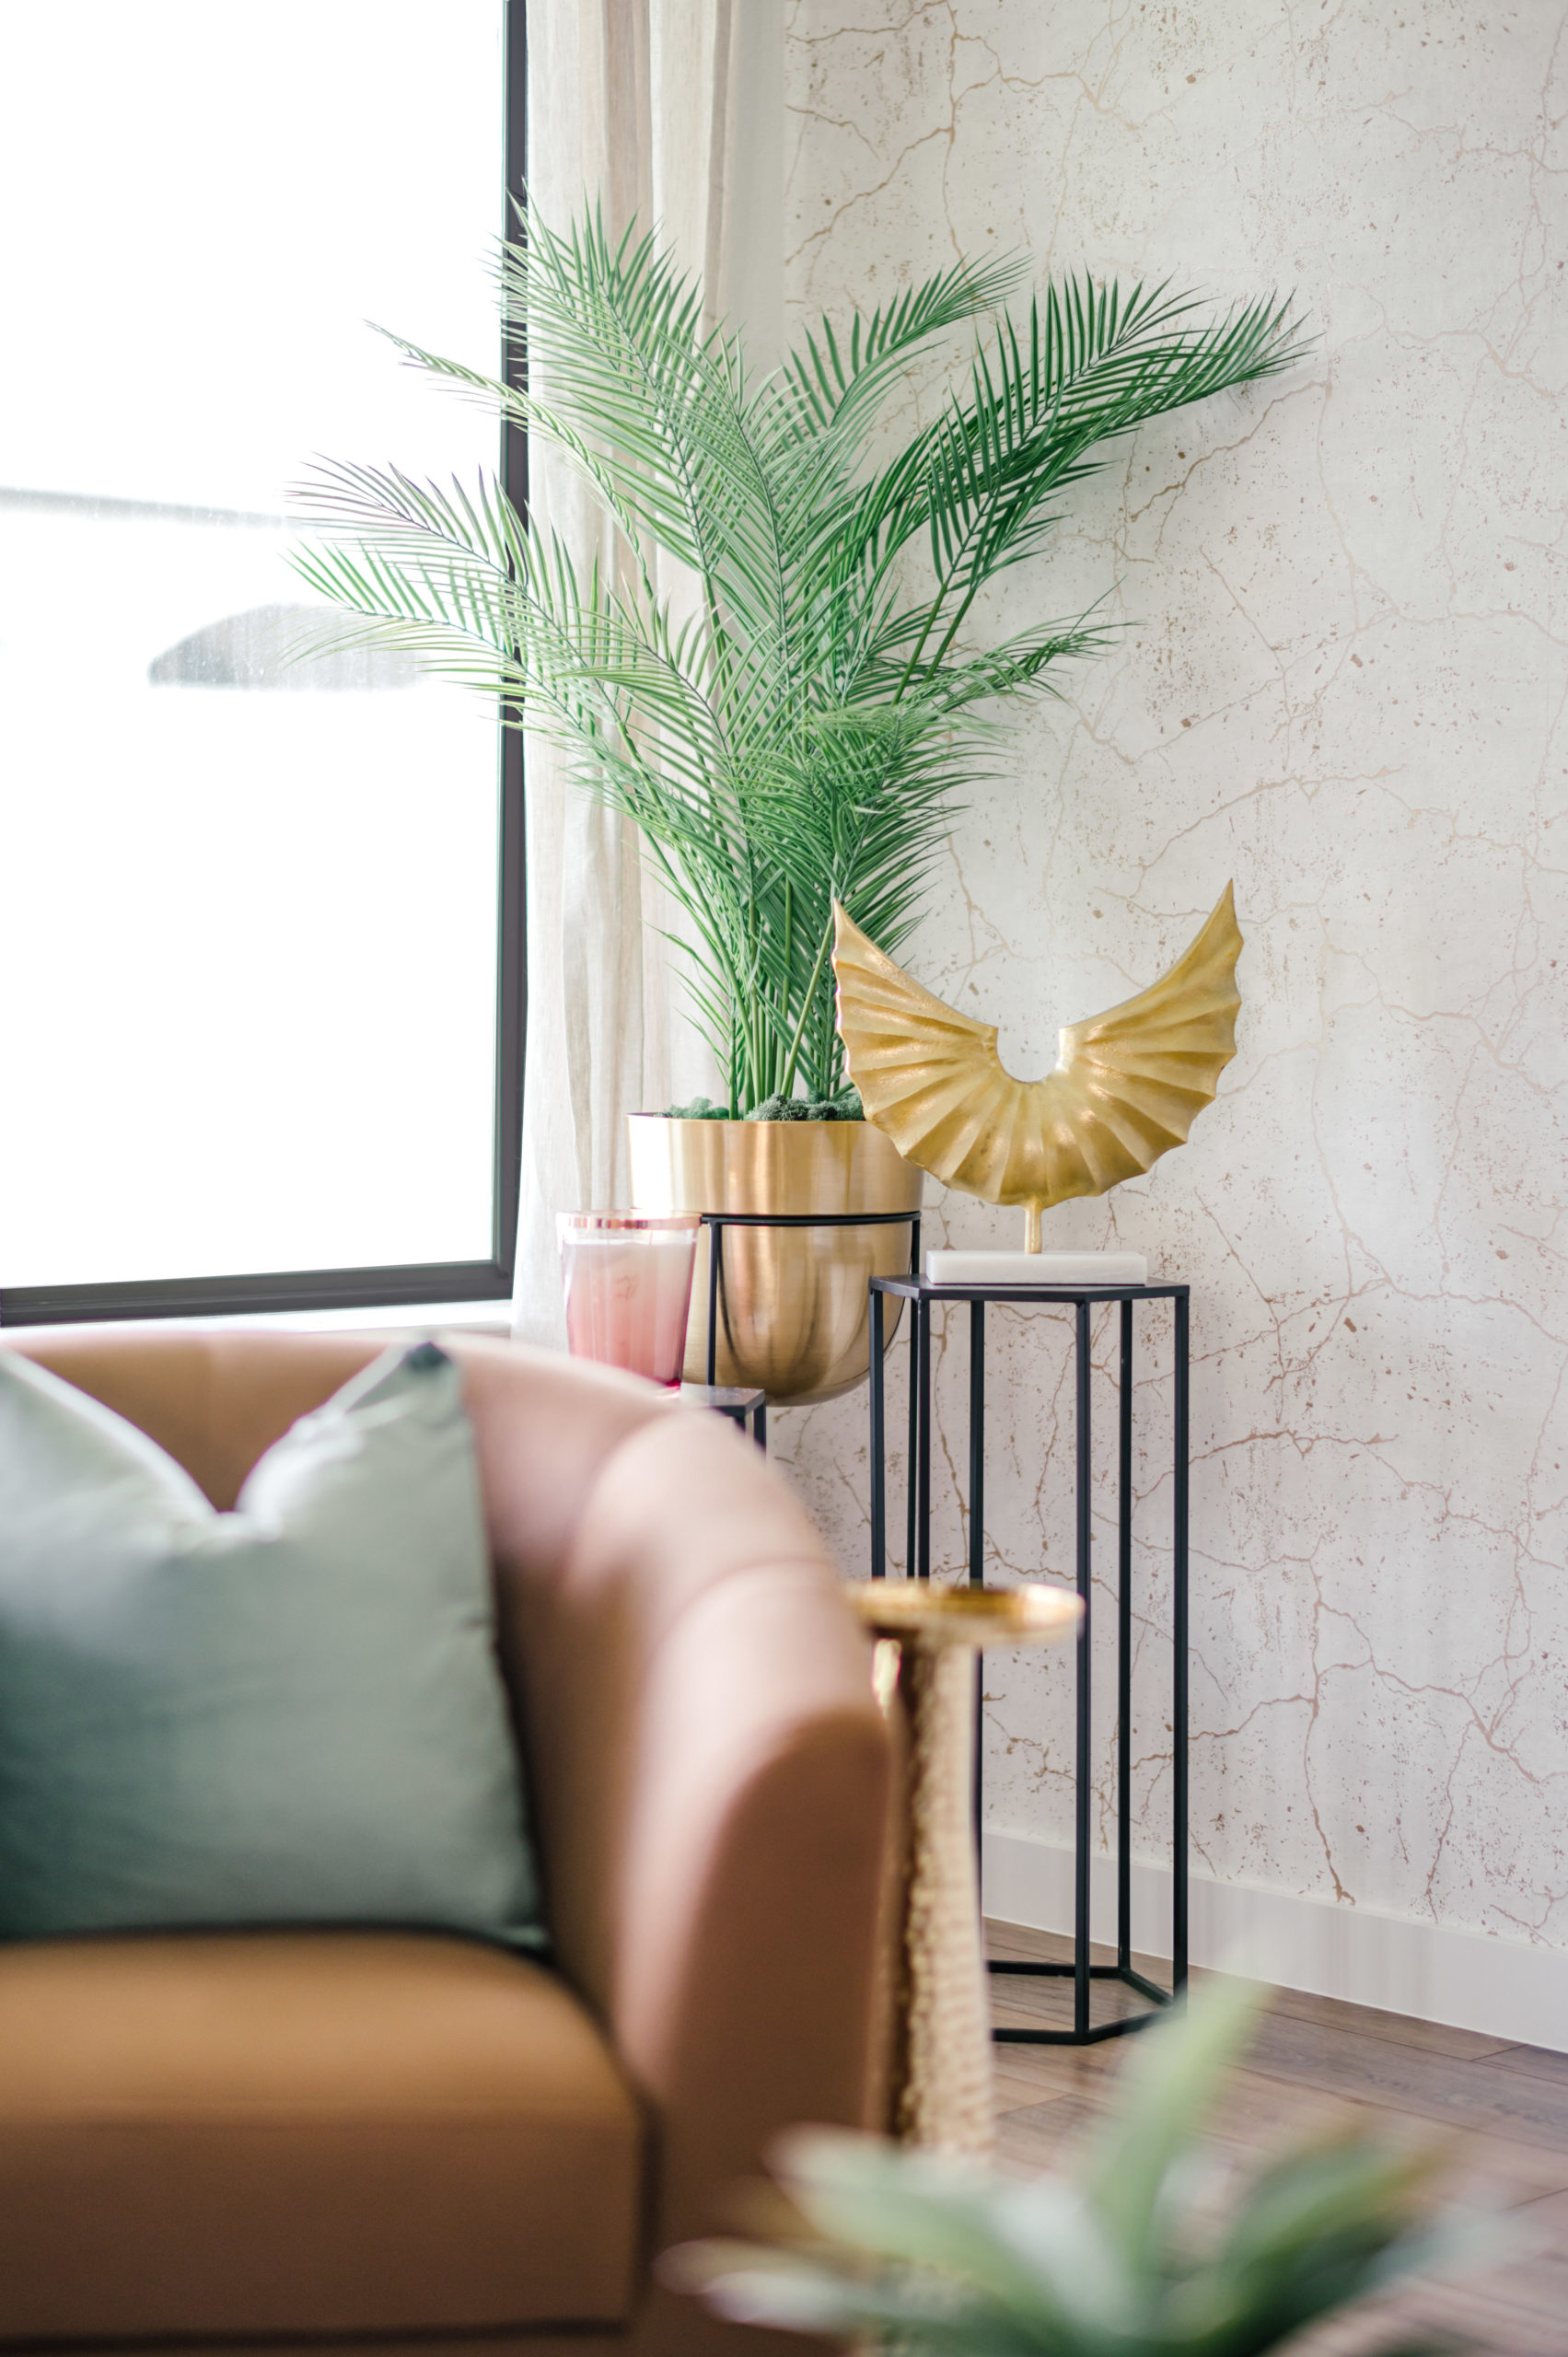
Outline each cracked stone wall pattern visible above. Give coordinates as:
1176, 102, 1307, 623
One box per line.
766, 0, 1568, 1950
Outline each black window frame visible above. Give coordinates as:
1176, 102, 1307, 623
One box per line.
2, 0, 528, 1330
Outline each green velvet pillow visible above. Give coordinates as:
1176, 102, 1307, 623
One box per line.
0, 1341, 542, 1946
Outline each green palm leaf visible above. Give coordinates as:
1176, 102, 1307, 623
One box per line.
670, 1986, 1484, 2357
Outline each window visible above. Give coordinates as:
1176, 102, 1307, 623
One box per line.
0, 1, 524, 1323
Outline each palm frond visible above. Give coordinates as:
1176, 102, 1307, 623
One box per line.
291, 200, 1305, 1110
671, 1985, 1482, 2357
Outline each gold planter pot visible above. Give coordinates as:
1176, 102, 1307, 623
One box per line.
627, 1115, 923, 1406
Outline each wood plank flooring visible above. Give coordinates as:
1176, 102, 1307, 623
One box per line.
985, 1919, 1568, 2354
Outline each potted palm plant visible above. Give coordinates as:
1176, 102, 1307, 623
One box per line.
295, 207, 1299, 1399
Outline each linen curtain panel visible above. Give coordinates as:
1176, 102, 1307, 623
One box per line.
511, 0, 737, 1343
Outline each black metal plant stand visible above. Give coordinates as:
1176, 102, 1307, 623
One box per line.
698, 1210, 923, 1453
680, 1382, 769, 1448
868, 1273, 1191, 2047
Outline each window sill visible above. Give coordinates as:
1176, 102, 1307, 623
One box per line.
0, 1300, 515, 1339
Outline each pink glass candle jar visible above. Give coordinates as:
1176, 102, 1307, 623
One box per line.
556, 1212, 702, 1388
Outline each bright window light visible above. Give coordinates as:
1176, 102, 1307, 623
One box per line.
0, 2, 505, 1291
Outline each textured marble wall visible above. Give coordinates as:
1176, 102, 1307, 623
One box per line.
770, 1, 1568, 1952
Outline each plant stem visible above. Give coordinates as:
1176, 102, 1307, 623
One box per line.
776, 919, 838, 1104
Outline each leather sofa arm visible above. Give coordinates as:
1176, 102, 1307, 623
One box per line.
492, 1404, 893, 2357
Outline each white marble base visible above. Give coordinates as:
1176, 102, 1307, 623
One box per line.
924, 1248, 1150, 1287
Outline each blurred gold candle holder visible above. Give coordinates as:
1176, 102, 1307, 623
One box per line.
845, 1581, 1082, 2158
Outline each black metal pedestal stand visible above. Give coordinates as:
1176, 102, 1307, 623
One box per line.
867, 1273, 1191, 2046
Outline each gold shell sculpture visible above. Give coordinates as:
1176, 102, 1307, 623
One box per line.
832, 887, 1243, 1247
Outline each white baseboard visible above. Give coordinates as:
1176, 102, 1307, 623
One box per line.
981, 1824, 1568, 2053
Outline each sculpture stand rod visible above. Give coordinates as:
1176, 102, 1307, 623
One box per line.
969, 1301, 986, 1591
869, 1287, 886, 1577
910, 1291, 923, 1584
906, 1292, 920, 1583
1074, 1298, 1092, 2041
970, 1301, 985, 1863
1174, 1289, 1191, 1992
1118, 1298, 1133, 1978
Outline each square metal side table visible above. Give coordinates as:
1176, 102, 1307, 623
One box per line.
867, 1273, 1191, 2046
680, 1381, 768, 1449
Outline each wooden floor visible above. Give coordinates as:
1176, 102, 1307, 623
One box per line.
986, 1920, 1568, 2355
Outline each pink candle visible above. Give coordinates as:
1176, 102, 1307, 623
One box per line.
556, 1213, 701, 1387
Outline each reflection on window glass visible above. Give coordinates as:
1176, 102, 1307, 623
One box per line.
0, 3, 504, 1289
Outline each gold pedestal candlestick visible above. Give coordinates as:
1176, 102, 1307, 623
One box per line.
846, 1582, 1082, 2158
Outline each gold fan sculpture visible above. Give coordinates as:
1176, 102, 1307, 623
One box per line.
832, 886, 1243, 1249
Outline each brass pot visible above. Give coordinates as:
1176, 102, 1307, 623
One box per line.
627, 1115, 923, 1406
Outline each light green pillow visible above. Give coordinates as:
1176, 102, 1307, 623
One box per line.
0, 1341, 542, 1946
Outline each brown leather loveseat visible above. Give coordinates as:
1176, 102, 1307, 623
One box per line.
0, 1329, 894, 2357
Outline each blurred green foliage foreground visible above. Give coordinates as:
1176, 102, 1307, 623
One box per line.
670, 1981, 1486, 2357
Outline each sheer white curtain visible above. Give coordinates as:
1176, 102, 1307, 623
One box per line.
511, 0, 737, 1344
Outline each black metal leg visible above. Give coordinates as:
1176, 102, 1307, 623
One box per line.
905, 1286, 921, 1578
1173, 1291, 1190, 1994
917, 1294, 933, 1582
1074, 1299, 1092, 2040
752, 1400, 766, 1452
705, 1219, 721, 1388
969, 1302, 985, 1587
970, 1300, 985, 1856
869, 1288, 886, 1578
902, 1220, 921, 1578
1118, 1299, 1132, 1978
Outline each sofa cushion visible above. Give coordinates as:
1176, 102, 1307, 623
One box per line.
0, 1932, 643, 2340
0, 1342, 542, 1947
